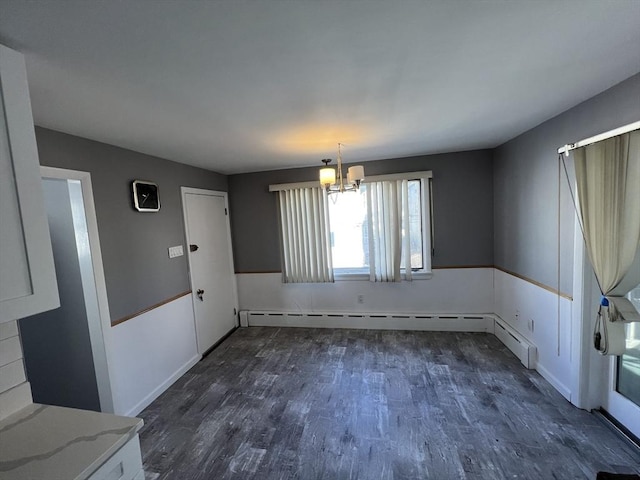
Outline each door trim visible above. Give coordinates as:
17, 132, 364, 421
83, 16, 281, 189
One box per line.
40, 166, 115, 413
181, 187, 239, 353
603, 356, 640, 439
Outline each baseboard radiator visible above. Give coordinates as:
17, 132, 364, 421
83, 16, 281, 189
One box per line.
239, 310, 536, 369
490, 315, 536, 368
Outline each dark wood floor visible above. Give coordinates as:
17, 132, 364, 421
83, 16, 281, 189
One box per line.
139, 327, 640, 480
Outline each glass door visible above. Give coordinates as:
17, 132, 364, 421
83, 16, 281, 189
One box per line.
603, 284, 640, 438
616, 286, 640, 406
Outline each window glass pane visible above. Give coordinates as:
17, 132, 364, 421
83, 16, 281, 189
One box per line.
399, 180, 423, 270
616, 284, 640, 407
328, 187, 369, 272
328, 177, 428, 275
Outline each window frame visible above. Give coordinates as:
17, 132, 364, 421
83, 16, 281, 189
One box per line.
331, 171, 433, 281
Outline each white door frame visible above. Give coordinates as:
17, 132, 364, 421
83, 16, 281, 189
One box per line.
570, 184, 640, 437
570, 213, 588, 409
569, 215, 608, 412
603, 355, 640, 438
40, 166, 115, 413
181, 187, 239, 351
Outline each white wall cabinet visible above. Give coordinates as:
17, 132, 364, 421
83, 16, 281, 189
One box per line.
0, 44, 59, 323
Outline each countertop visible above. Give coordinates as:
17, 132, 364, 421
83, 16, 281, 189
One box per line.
0, 403, 143, 480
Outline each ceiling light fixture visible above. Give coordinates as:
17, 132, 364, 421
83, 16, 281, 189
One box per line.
319, 143, 365, 194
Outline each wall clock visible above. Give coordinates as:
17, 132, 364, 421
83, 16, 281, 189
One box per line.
132, 180, 160, 212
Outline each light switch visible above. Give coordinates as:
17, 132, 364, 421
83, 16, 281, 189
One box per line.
168, 245, 184, 258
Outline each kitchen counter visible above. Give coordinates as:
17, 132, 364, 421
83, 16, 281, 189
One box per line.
0, 403, 143, 480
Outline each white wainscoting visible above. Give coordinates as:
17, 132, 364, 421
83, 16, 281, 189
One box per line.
109, 294, 200, 416
494, 269, 573, 400
236, 268, 494, 314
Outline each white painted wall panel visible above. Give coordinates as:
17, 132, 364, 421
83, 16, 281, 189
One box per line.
237, 268, 494, 314
109, 294, 199, 416
494, 269, 573, 400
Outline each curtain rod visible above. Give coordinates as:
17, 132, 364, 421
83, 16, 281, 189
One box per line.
557, 120, 640, 155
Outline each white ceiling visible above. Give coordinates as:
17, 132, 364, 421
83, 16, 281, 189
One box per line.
1, 1, 639, 174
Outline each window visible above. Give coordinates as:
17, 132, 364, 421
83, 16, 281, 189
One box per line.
327, 172, 432, 279
270, 170, 433, 283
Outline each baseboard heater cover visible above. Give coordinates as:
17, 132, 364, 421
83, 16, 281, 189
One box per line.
242, 310, 492, 332
491, 315, 537, 369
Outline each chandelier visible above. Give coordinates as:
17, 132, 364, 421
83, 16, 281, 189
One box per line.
319, 143, 365, 194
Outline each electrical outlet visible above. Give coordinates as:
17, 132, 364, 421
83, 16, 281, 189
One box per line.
357, 295, 364, 304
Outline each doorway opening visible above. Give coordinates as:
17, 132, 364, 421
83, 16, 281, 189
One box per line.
19, 167, 113, 412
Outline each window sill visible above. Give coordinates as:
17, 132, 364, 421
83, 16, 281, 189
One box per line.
334, 271, 433, 282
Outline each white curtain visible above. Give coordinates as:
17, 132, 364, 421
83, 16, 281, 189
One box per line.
574, 130, 640, 355
278, 187, 334, 283
366, 179, 412, 282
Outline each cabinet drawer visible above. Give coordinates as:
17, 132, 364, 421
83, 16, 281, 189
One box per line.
89, 434, 143, 480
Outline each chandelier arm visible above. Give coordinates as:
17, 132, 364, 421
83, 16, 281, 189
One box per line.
337, 143, 344, 191
318, 142, 363, 193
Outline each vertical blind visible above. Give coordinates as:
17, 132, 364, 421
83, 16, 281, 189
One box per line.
367, 179, 413, 282
278, 187, 334, 283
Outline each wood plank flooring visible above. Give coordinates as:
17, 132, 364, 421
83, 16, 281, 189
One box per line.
139, 327, 640, 479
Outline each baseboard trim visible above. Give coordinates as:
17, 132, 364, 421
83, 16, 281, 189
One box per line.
124, 354, 200, 417
536, 362, 571, 401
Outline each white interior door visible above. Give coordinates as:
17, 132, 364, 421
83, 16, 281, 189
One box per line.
183, 188, 238, 354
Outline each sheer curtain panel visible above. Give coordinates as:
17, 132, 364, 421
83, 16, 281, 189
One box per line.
278, 187, 334, 283
574, 130, 640, 355
366, 179, 412, 282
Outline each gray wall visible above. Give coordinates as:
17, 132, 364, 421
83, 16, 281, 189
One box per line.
35, 127, 228, 322
494, 73, 640, 295
20, 178, 100, 411
229, 149, 494, 272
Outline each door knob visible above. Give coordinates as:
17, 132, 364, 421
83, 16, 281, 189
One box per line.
196, 289, 204, 301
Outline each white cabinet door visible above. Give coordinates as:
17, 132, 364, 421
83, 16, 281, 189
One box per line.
0, 44, 58, 323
